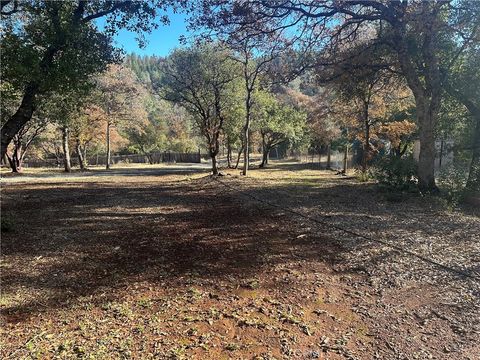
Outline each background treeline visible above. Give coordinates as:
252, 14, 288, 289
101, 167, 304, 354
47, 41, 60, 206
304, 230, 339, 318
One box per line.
1, 0, 478, 204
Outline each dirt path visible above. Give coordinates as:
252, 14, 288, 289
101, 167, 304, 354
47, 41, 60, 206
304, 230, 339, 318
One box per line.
1, 164, 479, 359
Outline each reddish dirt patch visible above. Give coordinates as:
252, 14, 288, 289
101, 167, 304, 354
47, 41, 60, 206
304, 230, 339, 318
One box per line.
1, 169, 478, 359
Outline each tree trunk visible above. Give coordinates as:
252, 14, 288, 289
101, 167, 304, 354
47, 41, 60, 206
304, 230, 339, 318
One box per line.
393, 13, 440, 192
242, 88, 252, 176
242, 125, 250, 175
0, 84, 38, 159
76, 140, 87, 171
227, 141, 232, 168
260, 148, 270, 168
7, 138, 24, 173
343, 144, 348, 174
234, 144, 244, 169
146, 153, 154, 165
62, 127, 71, 172
362, 103, 370, 173
466, 112, 480, 194
326, 143, 332, 169
212, 155, 218, 175
6, 144, 22, 173
83, 144, 88, 164
417, 102, 437, 191
6, 154, 19, 173
260, 134, 267, 168
106, 121, 111, 170
211, 152, 219, 175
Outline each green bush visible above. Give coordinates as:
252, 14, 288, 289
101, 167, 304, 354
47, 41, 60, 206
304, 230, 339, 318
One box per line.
437, 164, 469, 207
355, 170, 374, 182
372, 155, 418, 191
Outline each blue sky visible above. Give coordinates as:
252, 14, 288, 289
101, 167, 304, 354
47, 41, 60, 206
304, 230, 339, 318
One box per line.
100, 9, 190, 57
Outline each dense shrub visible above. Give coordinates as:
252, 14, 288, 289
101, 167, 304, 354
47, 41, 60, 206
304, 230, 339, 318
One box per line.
437, 164, 469, 207
372, 155, 418, 191
355, 170, 374, 182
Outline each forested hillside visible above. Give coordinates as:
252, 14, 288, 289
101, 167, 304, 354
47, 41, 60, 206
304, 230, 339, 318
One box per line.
124, 54, 165, 89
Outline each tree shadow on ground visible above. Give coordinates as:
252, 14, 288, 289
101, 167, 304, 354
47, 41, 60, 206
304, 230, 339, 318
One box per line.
1, 177, 349, 321
229, 176, 480, 282
1, 172, 478, 326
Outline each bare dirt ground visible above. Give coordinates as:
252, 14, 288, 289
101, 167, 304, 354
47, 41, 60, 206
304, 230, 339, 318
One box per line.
1, 162, 479, 359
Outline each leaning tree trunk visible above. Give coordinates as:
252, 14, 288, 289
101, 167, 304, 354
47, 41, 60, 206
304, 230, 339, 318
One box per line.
106, 121, 111, 170
62, 127, 71, 173
234, 144, 244, 169
76, 140, 87, 171
1, 84, 38, 159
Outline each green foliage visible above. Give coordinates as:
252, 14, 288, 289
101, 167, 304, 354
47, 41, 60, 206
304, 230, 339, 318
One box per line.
356, 170, 374, 183
126, 123, 168, 155
222, 84, 246, 149
124, 54, 165, 89
1, 2, 122, 96
253, 90, 307, 151
437, 164, 469, 207
372, 156, 418, 191
160, 43, 242, 157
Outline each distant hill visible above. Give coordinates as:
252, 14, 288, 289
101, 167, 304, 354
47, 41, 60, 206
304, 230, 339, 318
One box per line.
124, 53, 165, 88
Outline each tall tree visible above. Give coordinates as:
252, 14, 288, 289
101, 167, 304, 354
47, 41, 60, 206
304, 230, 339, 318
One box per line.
193, 0, 475, 191
222, 95, 245, 168
436, 0, 480, 197
443, 47, 480, 195
70, 104, 106, 170
229, 35, 280, 176
96, 64, 147, 169
0, 0, 182, 158
161, 44, 240, 175
253, 91, 306, 168
5, 116, 46, 172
